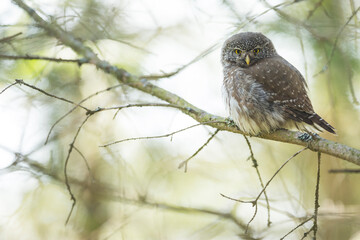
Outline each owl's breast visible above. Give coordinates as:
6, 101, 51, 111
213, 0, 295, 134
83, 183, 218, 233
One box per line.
222, 67, 269, 114
222, 67, 285, 134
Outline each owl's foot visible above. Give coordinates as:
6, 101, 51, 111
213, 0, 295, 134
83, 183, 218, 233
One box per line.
298, 133, 312, 142
225, 117, 237, 128
298, 132, 319, 142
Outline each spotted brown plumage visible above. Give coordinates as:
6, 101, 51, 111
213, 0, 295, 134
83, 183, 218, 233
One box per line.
221, 32, 335, 135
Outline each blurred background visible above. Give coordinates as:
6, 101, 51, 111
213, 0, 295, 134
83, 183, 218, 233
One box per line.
0, 0, 359, 239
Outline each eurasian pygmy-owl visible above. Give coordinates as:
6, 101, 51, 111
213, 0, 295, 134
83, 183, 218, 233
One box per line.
221, 32, 335, 135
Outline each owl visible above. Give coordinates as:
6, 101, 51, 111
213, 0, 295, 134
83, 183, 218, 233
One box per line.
221, 32, 335, 136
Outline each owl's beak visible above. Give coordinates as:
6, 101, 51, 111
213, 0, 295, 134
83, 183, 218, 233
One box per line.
245, 54, 251, 65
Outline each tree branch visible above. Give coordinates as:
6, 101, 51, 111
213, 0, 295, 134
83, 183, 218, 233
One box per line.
0, 54, 86, 63
7, 153, 254, 237
11, 0, 360, 166
0, 32, 22, 43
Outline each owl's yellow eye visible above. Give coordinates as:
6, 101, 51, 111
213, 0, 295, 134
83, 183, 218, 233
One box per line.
253, 48, 260, 54
234, 49, 242, 55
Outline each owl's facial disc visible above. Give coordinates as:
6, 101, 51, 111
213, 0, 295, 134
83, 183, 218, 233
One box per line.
242, 47, 263, 66
221, 32, 278, 68
234, 50, 258, 67
229, 46, 263, 67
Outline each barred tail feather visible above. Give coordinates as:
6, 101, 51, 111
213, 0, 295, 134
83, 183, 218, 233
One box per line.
285, 108, 336, 134
310, 113, 336, 134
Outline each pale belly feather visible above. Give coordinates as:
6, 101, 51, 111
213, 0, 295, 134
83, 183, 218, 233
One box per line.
222, 68, 285, 135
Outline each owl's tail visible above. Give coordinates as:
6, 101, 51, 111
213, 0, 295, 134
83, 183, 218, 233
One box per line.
309, 113, 336, 134
286, 108, 336, 134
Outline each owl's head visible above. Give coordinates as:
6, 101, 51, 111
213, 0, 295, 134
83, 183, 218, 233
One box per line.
221, 32, 277, 68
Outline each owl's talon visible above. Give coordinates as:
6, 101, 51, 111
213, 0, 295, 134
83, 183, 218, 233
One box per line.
298, 132, 312, 142
225, 117, 237, 127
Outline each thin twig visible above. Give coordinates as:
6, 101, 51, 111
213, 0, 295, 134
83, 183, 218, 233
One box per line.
243, 136, 271, 227
15, 79, 90, 111
0, 32, 22, 43
328, 168, 360, 173
220, 192, 258, 233
234, 1, 293, 32
45, 84, 123, 144
246, 204, 258, 233
260, 0, 328, 41
64, 115, 91, 225
220, 147, 308, 227
73, 145, 94, 181
306, 0, 325, 20
252, 147, 308, 204
312, 152, 322, 239
297, 29, 309, 83
0, 81, 18, 95
348, 71, 359, 105
220, 193, 251, 204
301, 225, 314, 240
314, 7, 360, 76
109, 37, 154, 54
280, 216, 314, 240
350, 0, 358, 51
91, 103, 185, 116
100, 121, 224, 147
102, 193, 251, 236
222, 0, 242, 19
47, 103, 179, 144
178, 129, 220, 172
140, 44, 218, 80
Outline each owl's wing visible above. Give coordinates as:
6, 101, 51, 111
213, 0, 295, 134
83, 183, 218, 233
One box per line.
245, 56, 335, 133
